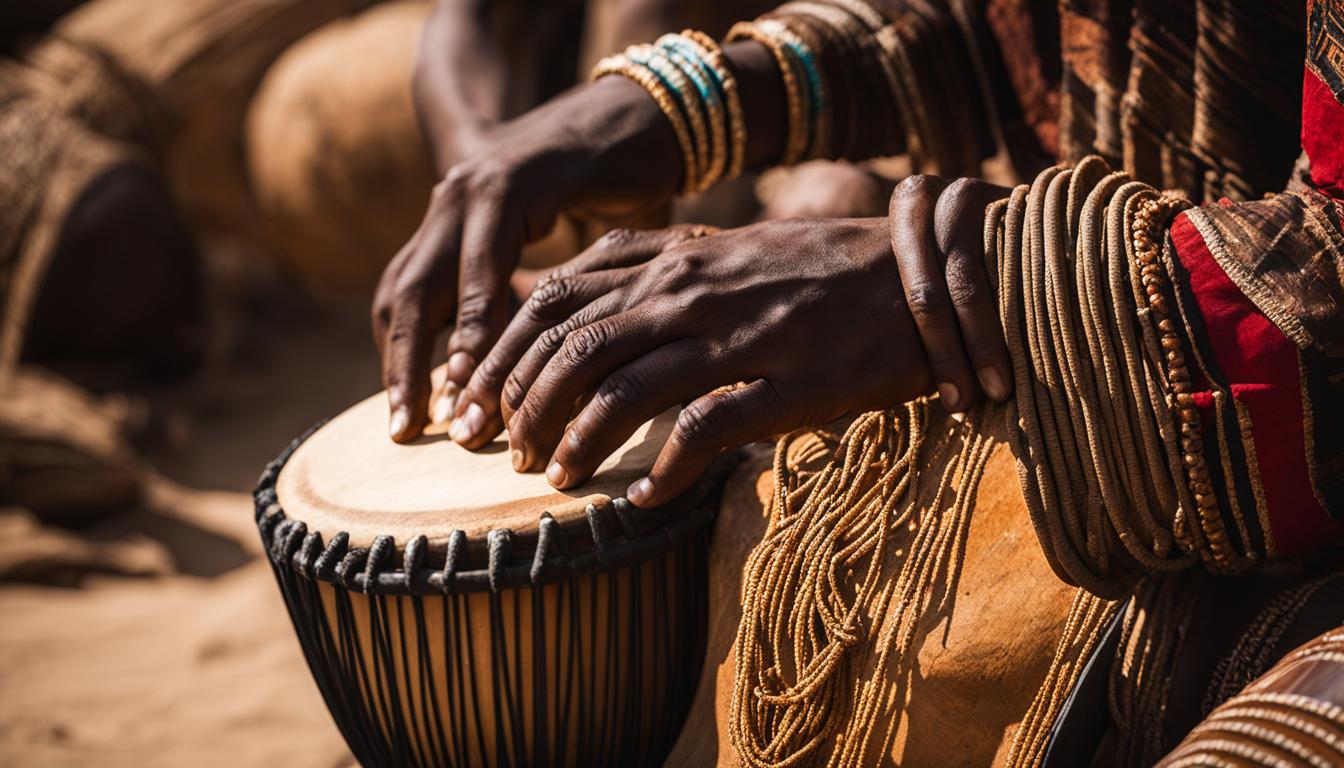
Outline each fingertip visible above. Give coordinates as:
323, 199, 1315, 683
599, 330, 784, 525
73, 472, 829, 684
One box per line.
545, 460, 569, 489
977, 365, 1012, 402
627, 477, 654, 507
389, 405, 414, 442
448, 401, 487, 445
937, 381, 963, 412
431, 383, 459, 425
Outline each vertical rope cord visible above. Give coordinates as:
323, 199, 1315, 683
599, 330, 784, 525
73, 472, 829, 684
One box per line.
1106, 570, 1204, 767
1004, 590, 1121, 767
730, 402, 1022, 767
268, 536, 706, 767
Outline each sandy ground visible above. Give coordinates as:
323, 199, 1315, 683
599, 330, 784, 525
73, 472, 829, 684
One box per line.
1, 292, 388, 767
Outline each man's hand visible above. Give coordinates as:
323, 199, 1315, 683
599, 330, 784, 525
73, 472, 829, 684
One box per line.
374, 77, 684, 442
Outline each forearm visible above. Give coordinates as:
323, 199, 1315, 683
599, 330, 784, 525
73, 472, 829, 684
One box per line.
415, 0, 583, 171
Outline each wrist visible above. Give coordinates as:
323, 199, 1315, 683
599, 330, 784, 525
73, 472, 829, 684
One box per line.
721, 41, 788, 170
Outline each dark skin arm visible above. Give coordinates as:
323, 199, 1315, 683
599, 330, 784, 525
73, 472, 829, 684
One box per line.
412, 0, 586, 174
453, 178, 1011, 506
377, 41, 787, 443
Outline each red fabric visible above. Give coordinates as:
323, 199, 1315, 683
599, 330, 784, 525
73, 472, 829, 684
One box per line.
1303, 67, 1344, 199
1170, 211, 1341, 556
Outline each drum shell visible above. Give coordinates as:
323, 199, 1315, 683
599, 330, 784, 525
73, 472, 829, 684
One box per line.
271, 534, 707, 767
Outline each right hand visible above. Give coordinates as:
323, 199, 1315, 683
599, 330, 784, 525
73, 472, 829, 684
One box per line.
373, 76, 685, 442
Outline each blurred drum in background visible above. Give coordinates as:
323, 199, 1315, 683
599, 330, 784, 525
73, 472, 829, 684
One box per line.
254, 373, 733, 766
0, 79, 200, 381
34, 0, 379, 238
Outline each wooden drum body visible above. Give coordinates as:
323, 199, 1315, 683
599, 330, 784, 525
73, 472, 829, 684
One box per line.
256, 396, 730, 767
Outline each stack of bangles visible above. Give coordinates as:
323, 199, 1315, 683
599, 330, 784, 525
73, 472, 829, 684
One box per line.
974, 155, 1268, 597
591, 31, 746, 195
731, 0, 908, 164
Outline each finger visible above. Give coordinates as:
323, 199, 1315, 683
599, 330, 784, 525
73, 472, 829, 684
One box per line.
449, 266, 642, 448
379, 194, 464, 442
381, 305, 442, 442
509, 307, 680, 474
629, 378, 795, 508
444, 201, 522, 390
554, 224, 718, 279
934, 179, 1014, 402
371, 234, 419, 361
547, 339, 732, 488
890, 174, 976, 412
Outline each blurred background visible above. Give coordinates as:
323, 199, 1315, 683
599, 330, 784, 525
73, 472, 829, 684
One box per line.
0, 0, 908, 764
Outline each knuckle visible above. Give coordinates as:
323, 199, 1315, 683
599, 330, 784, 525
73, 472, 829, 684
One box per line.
904, 281, 947, 318
564, 426, 590, 454
597, 227, 638, 250
596, 372, 644, 410
944, 269, 984, 307
924, 345, 962, 373
502, 373, 527, 409
526, 275, 575, 315
943, 176, 980, 202
965, 333, 1006, 363
674, 402, 719, 446
371, 299, 392, 328
560, 324, 607, 367
442, 164, 472, 191
537, 324, 570, 355
473, 351, 507, 386
456, 291, 493, 327
895, 174, 941, 199
753, 381, 789, 424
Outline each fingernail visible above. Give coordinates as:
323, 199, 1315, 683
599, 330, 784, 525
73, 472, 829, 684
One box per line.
449, 402, 485, 443
938, 382, 961, 411
978, 366, 1009, 401
546, 461, 568, 488
628, 477, 653, 506
511, 449, 525, 471
447, 351, 476, 383
389, 406, 411, 440
431, 388, 458, 424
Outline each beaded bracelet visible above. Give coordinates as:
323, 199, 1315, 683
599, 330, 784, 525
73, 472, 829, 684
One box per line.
1128, 192, 1256, 572
682, 30, 747, 181
758, 19, 826, 159
726, 21, 809, 165
626, 44, 710, 188
766, 13, 844, 158
656, 35, 727, 191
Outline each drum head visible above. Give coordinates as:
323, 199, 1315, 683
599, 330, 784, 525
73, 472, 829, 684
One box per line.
276, 387, 679, 547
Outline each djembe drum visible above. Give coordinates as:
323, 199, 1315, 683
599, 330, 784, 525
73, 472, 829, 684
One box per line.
255, 392, 732, 767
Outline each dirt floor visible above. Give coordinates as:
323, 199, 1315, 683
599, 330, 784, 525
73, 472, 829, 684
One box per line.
0, 284, 390, 766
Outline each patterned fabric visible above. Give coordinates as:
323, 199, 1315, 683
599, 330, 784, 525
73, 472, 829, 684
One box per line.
1158, 1, 1344, 557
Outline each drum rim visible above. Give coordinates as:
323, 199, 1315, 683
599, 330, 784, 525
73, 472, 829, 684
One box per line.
254, 420, 737, 595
